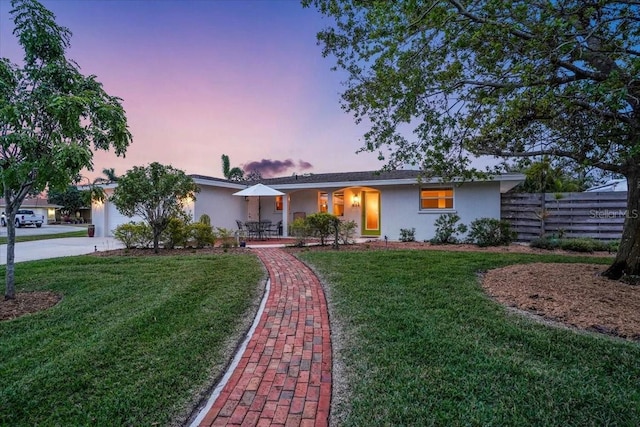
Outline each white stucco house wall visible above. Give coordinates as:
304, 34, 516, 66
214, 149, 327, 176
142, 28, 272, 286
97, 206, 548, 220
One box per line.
91, 170, 524, 241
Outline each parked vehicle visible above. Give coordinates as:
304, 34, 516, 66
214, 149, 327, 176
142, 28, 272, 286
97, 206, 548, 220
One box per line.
14, 210, 44, 228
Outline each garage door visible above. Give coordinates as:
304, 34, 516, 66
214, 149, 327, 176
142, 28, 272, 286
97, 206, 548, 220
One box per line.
105, 202, 141, 237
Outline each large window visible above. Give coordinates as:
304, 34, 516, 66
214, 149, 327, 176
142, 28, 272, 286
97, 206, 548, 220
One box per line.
275, 196, 283, 211
420, 188, 453, 209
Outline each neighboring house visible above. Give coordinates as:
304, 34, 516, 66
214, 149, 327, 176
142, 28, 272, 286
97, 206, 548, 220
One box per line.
91, 170, 524, 241
585, 178, 628, 192
0, 198, 61, 224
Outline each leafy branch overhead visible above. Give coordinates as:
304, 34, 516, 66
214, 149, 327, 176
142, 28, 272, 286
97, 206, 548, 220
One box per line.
305, 0, 638, 175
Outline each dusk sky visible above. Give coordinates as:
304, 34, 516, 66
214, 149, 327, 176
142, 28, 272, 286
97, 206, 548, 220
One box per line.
0, 0, 386, 181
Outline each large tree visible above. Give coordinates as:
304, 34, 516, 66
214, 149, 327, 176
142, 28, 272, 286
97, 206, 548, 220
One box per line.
0, 0, 131, 299
110, 162, 199, 253
304, 0, 640, 281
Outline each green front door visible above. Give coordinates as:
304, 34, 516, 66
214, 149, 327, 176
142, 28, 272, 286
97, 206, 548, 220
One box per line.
361, 191, 380, 236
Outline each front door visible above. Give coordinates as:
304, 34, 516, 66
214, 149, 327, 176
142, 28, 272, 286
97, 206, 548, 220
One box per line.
361, 191, 380, 236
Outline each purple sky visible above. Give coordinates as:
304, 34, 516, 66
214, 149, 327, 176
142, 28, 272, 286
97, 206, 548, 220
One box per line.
0, 0, 385, 180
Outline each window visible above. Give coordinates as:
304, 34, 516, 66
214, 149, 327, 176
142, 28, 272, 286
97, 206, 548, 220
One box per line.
333, 192, 344, 216
420, 188, 453, 209
319, 192, 328, 213
275, 196, 283, 211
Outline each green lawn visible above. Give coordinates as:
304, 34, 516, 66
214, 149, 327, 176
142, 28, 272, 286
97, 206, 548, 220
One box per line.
300, 249, 640, 426
0, 229, 87, 244
0, 253, 264, 426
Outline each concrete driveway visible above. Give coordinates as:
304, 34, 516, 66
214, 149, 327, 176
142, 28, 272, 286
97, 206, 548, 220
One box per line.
0, 224, 123, 264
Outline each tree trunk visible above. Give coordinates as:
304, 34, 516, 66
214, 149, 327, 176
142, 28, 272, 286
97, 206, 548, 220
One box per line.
603, 169, 640, 282
153, 225, 160, 254
4, 207, 17, 300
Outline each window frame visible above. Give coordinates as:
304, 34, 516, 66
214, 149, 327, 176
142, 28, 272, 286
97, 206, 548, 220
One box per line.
419, 187, 455, 211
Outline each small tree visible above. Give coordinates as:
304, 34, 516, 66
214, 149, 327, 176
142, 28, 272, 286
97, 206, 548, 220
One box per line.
1, 0, 131, 299
110, 163, 198, 253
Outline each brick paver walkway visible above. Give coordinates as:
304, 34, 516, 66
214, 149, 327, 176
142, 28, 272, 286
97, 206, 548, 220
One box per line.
197, 248, 332, 427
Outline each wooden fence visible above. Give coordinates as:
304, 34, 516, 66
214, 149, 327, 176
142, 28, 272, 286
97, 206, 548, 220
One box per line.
501, 192, 628, 242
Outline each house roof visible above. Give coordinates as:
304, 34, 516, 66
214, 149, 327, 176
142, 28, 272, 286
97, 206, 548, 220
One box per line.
0, 198, 62, 209
190, 170, 524, 192
585, 178, 627, 192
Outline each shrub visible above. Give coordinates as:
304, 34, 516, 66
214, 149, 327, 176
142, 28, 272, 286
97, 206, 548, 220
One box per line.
430, 213, 467, 244
338, 220, 358, 245
199, 214, 211, 226
467, 218, 515, 247
289, 218, 311, 246
189, 223, 216, 248
399, 227, 416, 242
215, 227, 235, 249
530, 236, 561, 250
559, 238, 598, 253
306, 212, 340, 245
113, 222, 152, 249
162, 217, 189, 249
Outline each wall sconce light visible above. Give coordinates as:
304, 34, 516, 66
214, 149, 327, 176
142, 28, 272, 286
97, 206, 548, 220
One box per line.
352, 194, 360, 207
244, 196, 249, 202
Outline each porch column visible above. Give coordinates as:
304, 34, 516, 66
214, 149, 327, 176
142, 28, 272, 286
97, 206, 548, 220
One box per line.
327, 192, 333, 214
282, 193, 289, 237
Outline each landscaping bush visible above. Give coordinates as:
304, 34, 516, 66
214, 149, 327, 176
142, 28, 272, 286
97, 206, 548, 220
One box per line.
199, 214, 211, 226
306, 212, 340, 245
430, 213, 467, 244
338, 220, 358, 245
289, 218, 311, 246
189, 223, 216, 248
530, 236, 561, 250
467, 218, 515, 247
215, 227, 235, 249
559, 238, 598, 253
531, 237, 620, 253
399, 227, 416, 242
162, 217, 189, 249
113, 222, 152, 249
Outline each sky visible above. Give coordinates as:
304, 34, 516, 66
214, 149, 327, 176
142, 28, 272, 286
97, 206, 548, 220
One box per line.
0, 0, 386, 181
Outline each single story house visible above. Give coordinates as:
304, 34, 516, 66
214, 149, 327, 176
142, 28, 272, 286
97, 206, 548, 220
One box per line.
0, 198, 61, 224
91, 170, 524, 241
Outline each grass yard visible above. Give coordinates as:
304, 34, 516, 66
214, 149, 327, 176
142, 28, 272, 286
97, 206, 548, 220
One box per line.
300, 250, 640, 426
0, 229, 87, 244
0, 253, 264, 426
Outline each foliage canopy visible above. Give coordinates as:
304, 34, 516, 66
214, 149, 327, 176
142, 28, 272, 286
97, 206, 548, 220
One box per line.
110, 162, 198, 253
1, 0, 131, 298
304, 0, 640, 280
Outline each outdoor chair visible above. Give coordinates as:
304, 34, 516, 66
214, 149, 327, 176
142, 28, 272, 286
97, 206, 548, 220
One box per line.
245, 221, 261, 240
266, 220, 282, 237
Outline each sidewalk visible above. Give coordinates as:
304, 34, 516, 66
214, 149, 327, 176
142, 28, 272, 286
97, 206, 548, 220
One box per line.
192, 248, 332, 426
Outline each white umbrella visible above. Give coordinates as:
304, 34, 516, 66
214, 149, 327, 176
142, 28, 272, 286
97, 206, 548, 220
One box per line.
232, 183, 284, 198
233, 183, 284, 223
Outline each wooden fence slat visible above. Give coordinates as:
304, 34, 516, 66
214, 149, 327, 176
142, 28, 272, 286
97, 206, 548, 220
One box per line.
501, 191, 627, 241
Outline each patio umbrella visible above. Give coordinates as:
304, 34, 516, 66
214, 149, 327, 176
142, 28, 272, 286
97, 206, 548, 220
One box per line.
233, 183, 284, 223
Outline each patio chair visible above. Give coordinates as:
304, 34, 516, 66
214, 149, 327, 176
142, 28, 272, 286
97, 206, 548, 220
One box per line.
245, 221, 261, 240
266, 220, 282, 237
